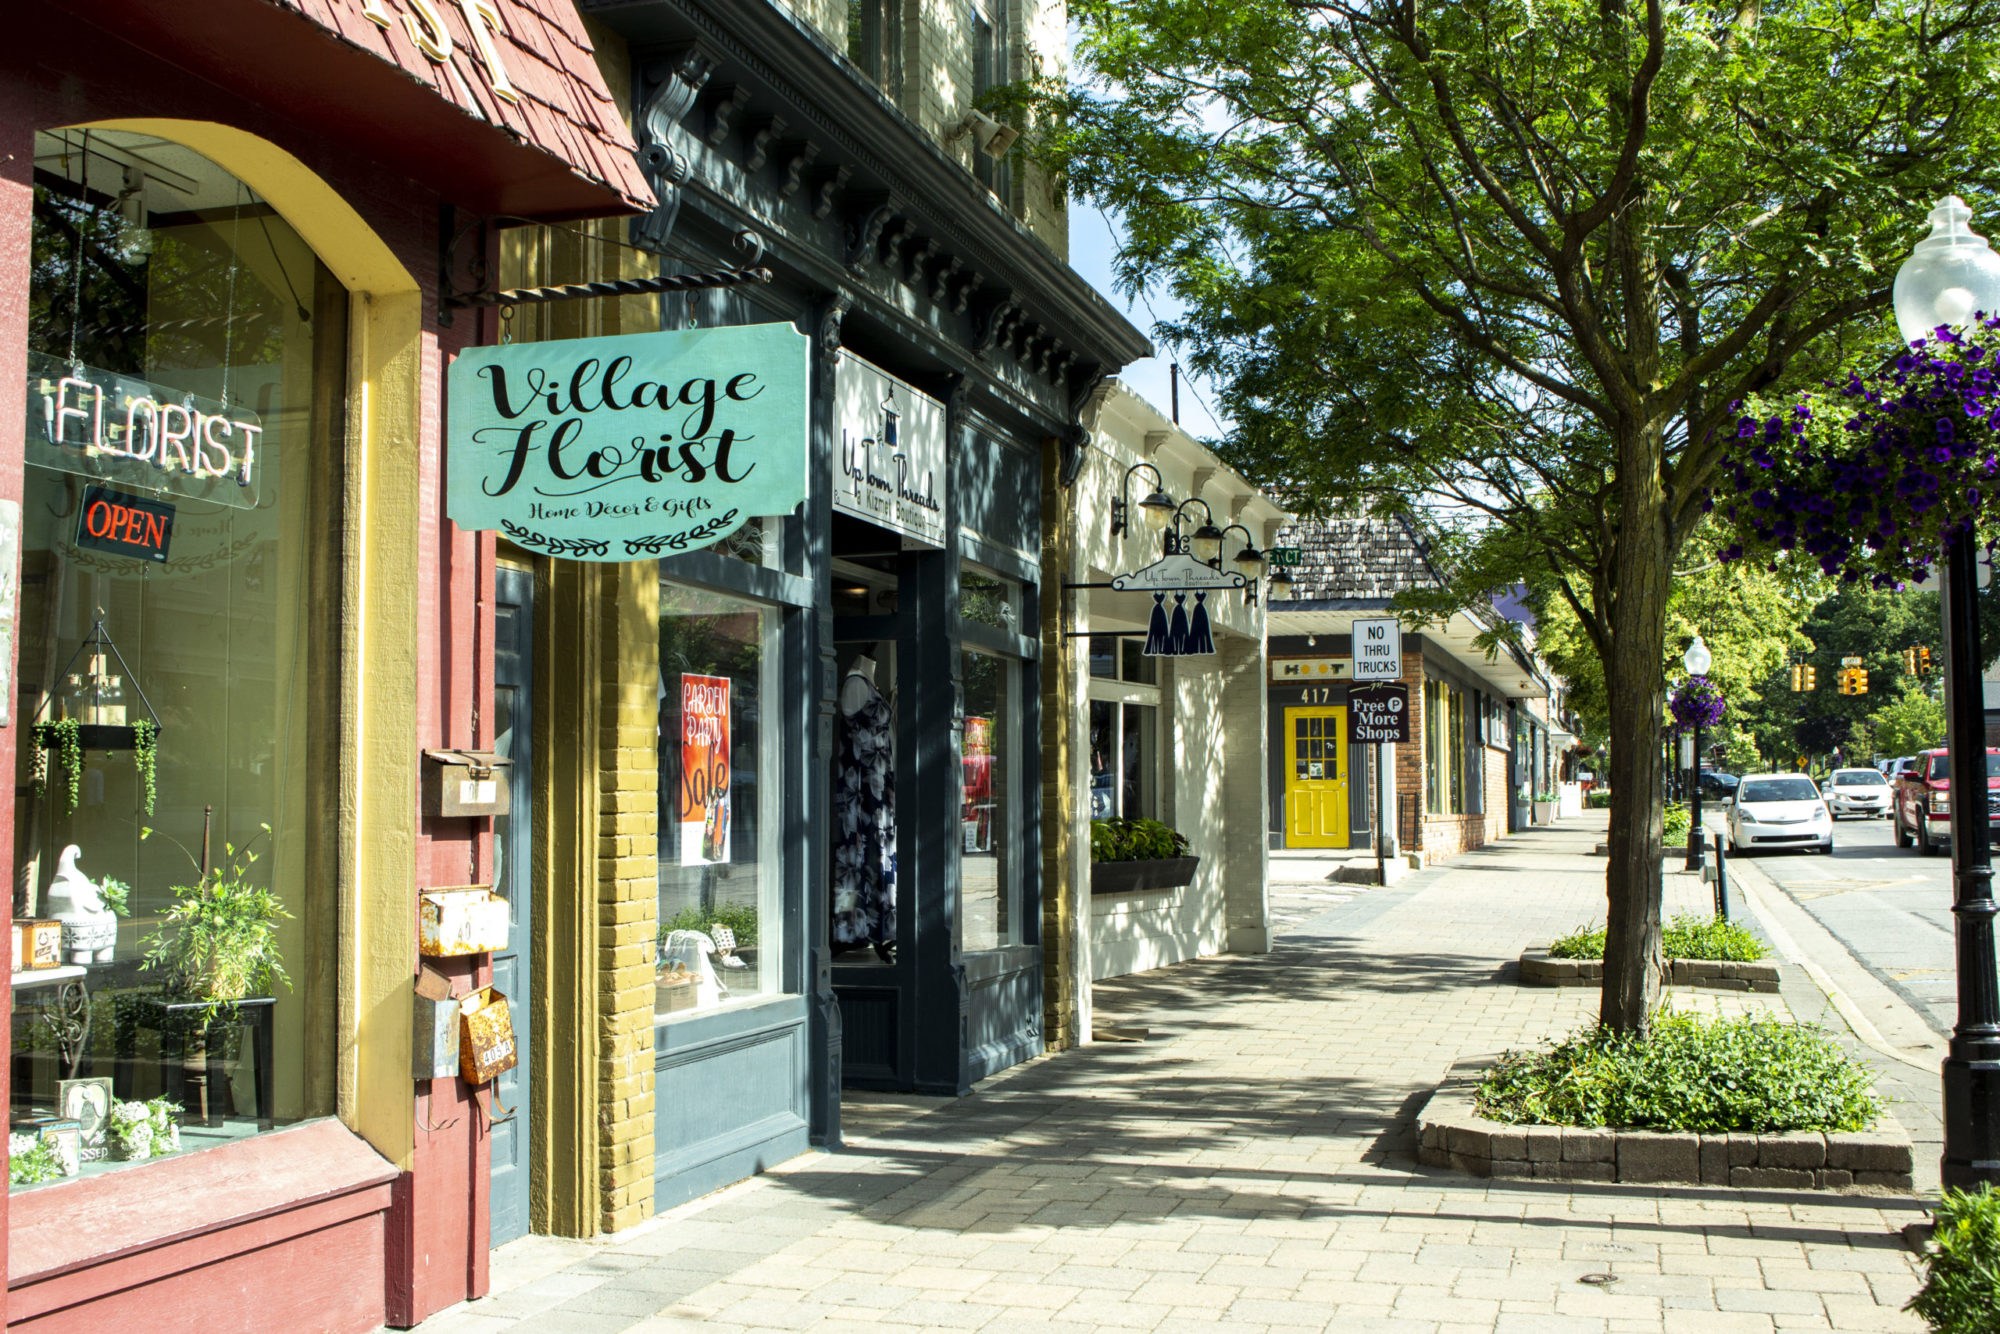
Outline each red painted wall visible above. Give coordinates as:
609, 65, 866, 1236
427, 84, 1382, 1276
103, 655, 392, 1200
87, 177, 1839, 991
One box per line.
0, 11, 507, 1328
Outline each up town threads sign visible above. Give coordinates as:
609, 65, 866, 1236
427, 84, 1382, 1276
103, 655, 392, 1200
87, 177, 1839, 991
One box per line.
447, 325, 809, 560
833, 353, 945, 550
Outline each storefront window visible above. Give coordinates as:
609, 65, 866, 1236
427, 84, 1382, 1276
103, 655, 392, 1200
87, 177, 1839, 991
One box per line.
656, 584, 784, 1020
1087, 701, 1156, 820
10, 130, 340, 1188
1426, 677, 1469, 816
961, 650, 1016, 951
961, 569, 1018, 631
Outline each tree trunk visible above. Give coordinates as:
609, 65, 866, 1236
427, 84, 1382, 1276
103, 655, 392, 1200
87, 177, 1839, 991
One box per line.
1600, 460, 1675, 1033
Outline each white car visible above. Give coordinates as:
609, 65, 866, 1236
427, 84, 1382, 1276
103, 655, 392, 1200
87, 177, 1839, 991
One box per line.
1825, 767, 1892, 819
1726, 773, 1834, 854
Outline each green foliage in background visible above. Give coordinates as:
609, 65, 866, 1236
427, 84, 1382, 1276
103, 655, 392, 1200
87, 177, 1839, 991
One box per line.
1089, 818, 1190, 863
660, 902, 760, 949
1476, 1013, 1878, 1134
1662, 803, 1691, 844
1908, 1184, 2000, 1334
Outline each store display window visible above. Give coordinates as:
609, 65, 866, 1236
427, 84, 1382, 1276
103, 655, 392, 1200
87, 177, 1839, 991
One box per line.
656, 583, 785, 1020
10, 130, 343, 1189
961, 648, 1017, 951
1084, 634, 1161, 822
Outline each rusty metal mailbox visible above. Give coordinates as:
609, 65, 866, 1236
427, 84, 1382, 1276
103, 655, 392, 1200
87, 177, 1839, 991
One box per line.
423, 748, 511, 819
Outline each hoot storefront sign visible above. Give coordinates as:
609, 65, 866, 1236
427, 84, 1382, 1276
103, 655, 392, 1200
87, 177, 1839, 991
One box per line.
447, 324, 810, 559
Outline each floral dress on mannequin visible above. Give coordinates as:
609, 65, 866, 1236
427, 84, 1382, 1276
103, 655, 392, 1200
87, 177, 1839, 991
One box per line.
832, 672, 897, 948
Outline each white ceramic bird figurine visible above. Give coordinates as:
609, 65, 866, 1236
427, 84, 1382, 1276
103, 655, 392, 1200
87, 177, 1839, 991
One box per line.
47, 845, 115, 964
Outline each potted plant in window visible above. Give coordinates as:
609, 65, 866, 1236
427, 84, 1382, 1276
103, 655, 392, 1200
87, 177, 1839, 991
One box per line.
1089, 817, 1200, 894
140, 824, 292, 1022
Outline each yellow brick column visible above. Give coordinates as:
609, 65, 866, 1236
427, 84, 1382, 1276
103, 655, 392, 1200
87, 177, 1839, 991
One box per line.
1040, 439, 1080, 1051
535, 559, 659, 1238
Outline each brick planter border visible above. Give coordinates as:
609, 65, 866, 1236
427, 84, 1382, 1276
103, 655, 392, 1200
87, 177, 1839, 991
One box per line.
1416, 1062, 1913, 1192
1519, 947, 1780, 993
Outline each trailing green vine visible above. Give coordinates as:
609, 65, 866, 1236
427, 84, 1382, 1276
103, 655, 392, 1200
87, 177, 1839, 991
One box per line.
132, 719, 158, 817
32, 719, 84, 815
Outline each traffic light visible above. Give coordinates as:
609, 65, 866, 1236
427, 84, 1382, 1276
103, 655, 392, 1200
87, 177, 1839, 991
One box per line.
1921, 646, 1934, 675
1790, 664, 1804, 692
1802, 664, 1817, 691
1853, 667, 1868, 695
1836, 668, 1852, 696
1904, 647, 1920, 676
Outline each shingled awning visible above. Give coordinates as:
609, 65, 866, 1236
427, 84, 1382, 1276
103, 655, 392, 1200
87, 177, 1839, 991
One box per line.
68, 0, 655, 222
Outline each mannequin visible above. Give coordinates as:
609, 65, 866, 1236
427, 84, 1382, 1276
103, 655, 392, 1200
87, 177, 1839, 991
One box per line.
833, 647, 897, 961
840, 653, 879, 715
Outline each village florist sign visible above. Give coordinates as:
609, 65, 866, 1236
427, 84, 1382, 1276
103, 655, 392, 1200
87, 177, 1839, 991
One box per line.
447, 324, 809, 560
834, 353, 945, 549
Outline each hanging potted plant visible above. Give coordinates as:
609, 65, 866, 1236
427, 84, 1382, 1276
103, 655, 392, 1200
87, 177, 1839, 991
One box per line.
1089, 817, 1200, 894
31, 619, 162, 817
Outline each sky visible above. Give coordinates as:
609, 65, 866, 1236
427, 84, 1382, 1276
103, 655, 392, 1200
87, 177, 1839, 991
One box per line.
1067, 204, 1234, 442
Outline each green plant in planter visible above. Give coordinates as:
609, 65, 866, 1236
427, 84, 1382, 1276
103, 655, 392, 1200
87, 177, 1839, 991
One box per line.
1909, 1183, 2000, 1333
1534, 789, 1559, 803
140, 824, 292, 1024
660, 902, 759, 950
1089, 817, 1190, 863
95, 876, 130, 917
7, 1134, 63, 1186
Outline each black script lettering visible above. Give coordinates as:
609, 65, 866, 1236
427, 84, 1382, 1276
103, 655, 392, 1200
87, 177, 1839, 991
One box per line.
480, 419, 549, 497
677, 379, 721, 441
545, 416, 587, 480
725, 372, 764, 403
568, 358, 605, 414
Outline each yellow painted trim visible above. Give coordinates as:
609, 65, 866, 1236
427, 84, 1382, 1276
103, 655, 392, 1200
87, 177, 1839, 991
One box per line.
74, 119, 422, 1167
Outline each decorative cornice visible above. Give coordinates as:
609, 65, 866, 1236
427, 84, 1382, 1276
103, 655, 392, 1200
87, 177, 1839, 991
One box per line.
583, 0, 1152, 367
634, 45, 717, 251
846, 197, 900, 274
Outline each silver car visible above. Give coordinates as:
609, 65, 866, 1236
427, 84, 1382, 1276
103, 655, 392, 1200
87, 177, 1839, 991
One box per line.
1825, 767, 1892, 819
1726, 773, 1834, 854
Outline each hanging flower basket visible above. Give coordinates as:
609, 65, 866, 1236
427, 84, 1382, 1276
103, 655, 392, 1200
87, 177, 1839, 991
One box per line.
1668, 676, 1726, 735
1718, 316, 2000, 584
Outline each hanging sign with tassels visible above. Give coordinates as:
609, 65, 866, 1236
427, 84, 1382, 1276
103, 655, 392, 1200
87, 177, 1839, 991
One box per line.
1109, 552, 1244, 658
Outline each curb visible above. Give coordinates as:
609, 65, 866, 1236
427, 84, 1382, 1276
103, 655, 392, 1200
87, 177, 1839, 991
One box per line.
1519, 947, 1781, 993
1415, 1062, 1914, 1192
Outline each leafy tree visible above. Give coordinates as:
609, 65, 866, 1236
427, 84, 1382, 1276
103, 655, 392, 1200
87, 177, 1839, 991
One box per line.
1872, 683, 1947, 758
1035, 0, 2000, 1029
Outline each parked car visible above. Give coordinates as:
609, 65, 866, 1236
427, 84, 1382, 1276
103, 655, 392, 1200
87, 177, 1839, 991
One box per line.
1725, 773, 1833, 855
1891, 747, 2000, 856
1883, 755, 1918, 780
1825, 767, 1893, 819
1697, 770, 1740, 802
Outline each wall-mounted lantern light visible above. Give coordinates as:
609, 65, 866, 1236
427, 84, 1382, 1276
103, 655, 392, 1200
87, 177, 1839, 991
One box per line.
1110, 461, 1176, 537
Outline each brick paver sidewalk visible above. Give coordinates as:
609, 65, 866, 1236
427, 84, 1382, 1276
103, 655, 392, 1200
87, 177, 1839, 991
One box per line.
418, 815, 1929, 1333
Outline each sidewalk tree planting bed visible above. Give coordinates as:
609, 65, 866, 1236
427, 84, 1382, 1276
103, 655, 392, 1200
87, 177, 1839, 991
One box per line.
1523, 915, 1778, 991
1417, 1015, 1912, 1191
1089, 817, 1198, 894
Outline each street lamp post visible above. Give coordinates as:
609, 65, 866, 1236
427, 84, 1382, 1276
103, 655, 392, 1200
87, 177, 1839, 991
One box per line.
1683, 634, 1712, 874
1895, 195, 2000, 1189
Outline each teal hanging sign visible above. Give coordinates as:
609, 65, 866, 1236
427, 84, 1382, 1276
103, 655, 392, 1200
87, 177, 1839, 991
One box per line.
447, 324, 810, 561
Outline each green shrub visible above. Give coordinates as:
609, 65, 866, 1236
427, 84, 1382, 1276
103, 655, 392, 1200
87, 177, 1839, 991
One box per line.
1662, 914, 1767, 962
1475, 1012, 1879, 1134
1663, 802, 1691, 843
1548, 925, 1608, 959
1585, 788, 1613, 808
1547, 914, 1766, 963
1909, 1184, 2000, 1334
660, 902, 759, 948
1089, 818, 1190, 863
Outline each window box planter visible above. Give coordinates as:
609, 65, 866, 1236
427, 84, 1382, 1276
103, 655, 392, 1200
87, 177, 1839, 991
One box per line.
1090, 855, 1199, 895
1532, 800, 1558, 825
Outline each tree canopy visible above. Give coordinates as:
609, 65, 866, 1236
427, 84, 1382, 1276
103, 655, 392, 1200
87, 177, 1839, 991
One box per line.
1035, 0, 2000, 1028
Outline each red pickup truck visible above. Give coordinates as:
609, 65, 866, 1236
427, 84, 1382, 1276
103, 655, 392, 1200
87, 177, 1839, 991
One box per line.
1891, 747, 2000, 856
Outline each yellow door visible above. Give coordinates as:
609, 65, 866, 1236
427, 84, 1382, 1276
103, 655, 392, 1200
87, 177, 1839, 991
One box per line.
1285, 707, 1351, 848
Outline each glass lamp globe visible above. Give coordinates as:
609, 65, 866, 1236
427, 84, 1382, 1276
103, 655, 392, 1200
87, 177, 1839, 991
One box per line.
1683, 633, 1712, 678
1893, 196, 2000, 345
1191, 521, 1225, 564
1139, 488, 1177, 529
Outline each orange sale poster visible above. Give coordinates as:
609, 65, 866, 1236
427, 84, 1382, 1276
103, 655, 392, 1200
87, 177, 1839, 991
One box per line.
679, 674, 732, 866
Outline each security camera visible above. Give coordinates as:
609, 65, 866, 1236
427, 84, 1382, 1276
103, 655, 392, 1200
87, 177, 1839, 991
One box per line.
948, 109, 1021, 159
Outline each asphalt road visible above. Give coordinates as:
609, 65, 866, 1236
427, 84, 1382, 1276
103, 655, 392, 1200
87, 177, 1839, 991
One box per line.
1728, 808, 1975, 1038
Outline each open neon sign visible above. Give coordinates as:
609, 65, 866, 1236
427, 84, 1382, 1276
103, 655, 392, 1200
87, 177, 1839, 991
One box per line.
25, 353, 263, 509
